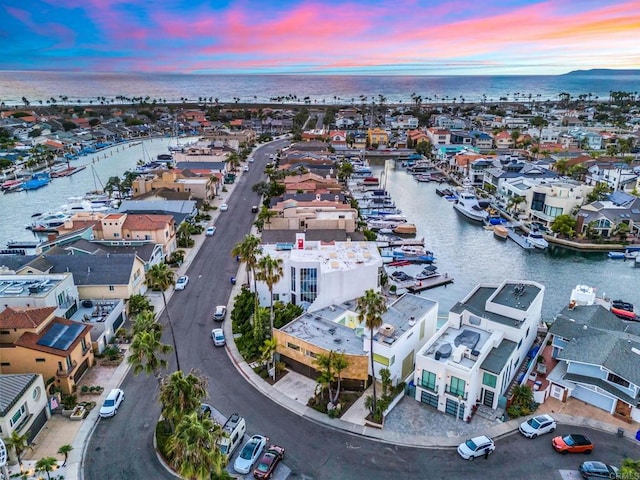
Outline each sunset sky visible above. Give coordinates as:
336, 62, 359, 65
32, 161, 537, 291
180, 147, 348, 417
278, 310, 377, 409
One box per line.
3, 0, 639, 75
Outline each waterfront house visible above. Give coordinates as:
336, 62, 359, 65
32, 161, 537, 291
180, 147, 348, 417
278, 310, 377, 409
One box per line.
367, 128, 389, 147
282, 173, 342, 195
468, 131, 494, 151
264, 201, 358, 233
493, 131, 514, 149
426, 127, 451, 146
118, 199, 197, 226
544, 303, 640, 423
0, 373, 50, 445
585, 161, 638, 192
575, 192, 640, 238
0, 306, 94, 394
328, 130, 348, 148
254, 235, 382, 311
132, 169, 217, 201
407, 130, 430, 147
274, 293, 438, 390
413, 281, 545, 421
0, 273, 79, 319
524, 180, 594, 229
390, 115, 419, 130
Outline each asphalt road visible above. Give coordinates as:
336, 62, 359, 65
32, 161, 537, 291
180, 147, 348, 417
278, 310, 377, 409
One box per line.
84, 140, 640, 480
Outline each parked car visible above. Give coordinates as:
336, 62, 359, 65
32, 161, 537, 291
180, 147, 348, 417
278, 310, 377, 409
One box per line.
579, 460, 620, 479
457, 435, 495, 460
213, 305, 227, 321
99, 388, 124, 418
552, 434, 594, 454
519, 414, 557, 438
243, 165, 249, 172
253, 444, 285, 479
175, 275, 189, 290
206, 226, 216, 236
200, 403, 213, 419
233, 434, 268, 474
248, 157, 255, 163
219, 204, 229, 211
218, 413, 247, 462
211, 328, 225, 347
251, 205, 259, 213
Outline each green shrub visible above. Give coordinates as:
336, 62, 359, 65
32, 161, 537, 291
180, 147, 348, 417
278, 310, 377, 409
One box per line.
155, 421, 173, 462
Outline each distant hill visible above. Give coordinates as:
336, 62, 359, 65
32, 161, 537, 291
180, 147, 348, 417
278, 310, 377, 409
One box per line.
563, 68, 640, 76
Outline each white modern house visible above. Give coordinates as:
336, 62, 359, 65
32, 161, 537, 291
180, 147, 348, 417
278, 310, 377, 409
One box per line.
275, 293, 438, 389
255, 235, 382, 311
413, 280, 545, 421
0, 273, 79, 320
524, 180, 594, 228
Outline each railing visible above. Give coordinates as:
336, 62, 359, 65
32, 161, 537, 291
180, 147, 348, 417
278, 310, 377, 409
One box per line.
445, 386, 467, 401
56, 360, 77, 377
418, 380, 438, 393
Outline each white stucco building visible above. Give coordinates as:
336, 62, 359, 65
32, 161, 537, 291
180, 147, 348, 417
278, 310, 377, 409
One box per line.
256, 235, 382, 311
413, 280, 545, 421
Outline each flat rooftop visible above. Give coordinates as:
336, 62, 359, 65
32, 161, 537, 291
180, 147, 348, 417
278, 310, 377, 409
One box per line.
261, 240, 381, 274
421, 324, 492, 369
0, 275, 66, 299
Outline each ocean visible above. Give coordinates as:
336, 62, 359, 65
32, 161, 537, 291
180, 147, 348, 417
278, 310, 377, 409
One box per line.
1, 71, 639, 107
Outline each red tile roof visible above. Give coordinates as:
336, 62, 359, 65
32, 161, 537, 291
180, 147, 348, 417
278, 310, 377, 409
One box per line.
14, 317, 92, 356
0, 306, 56, 329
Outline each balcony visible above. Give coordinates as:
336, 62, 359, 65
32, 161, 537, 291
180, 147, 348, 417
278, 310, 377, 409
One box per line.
57, 360, 78, 377
445, 386, 467, 401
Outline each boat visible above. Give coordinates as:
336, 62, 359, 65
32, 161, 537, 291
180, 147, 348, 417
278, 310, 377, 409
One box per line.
611, 307, 638, 321
27, 212, 71, 230
611, 299, 634, 312
607, 251, 626, 259
435, 186, 453, 197
494, 225, 509, 240
416, 265, 438, 280
391, 246, 436, 263
452, 188, 489, 223
50, 164, 87, 177
415, 174, 432, 182
362, 176, 379, 186
59, 197, 110, 213
1, 179, 23, 191
393, 223, 417, 236
526, 231, 549, 249
22, 172, 51, 191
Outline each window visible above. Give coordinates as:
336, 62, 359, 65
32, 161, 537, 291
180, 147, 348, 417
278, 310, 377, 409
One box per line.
372, 353, 389, 366
419, 320, 425, 340
109, 286, 115, 291
286, 342, 300, 351
10, 403, 26, 428
66, 356, 73, 370
36, 358, 46, 363
290, 267, 296, 292
81, 338, 87, 351
531, 192, 546, 212
390, 355, 395, 366
448, 376, 466, 397
607, 372, 630, 388
483, 372, 497, 388
304, 350, 317, 359
33, 386, 42, 401
1, 362, 10, 367
272, 293, 280, 302
299, 268, 318, 303
421, 370, 437, 391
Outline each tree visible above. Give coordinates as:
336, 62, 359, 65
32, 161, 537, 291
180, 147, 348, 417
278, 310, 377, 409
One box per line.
35, 456, 58, 480
551, 214, 577, 239
586, 182, 611, 203
337, 161, 354, 185
620, 458, 640, 479
255, 254, 284, 336
260, 337, 278, 379
4, 430, 31, 471
145, 263, 181, 371
314, 350, 349, 406
132, 310, 160, 335
168, 411, 226, 480
356, 289, 387, 417
57, 443, 73, 467
159, 370, 208, 433
506, 195, 525, 215
128, 329, 172, 380
128, 293, 152, 317
231, 234, 261, 295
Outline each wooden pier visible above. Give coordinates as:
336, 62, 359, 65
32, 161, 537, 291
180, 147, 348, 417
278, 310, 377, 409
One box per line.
406, 274, 454, 292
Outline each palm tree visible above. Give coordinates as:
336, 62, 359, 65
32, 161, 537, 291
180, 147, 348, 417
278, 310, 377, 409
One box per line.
57, 444, 73, 467
255, 254, 284, 336
35, 456, 58, 480
145, 263, 180, 371
4, 430, 31, 471
168, 411, 226, 479
128, 329, 172, 380
132, 310, 160, 335
260, 337, 278, 380
356, 289, 387, 417
159, 369, 208, 433
231, 234, 261, 295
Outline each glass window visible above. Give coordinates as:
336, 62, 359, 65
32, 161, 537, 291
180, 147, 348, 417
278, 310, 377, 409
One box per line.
10, 403, 26, 427
607, 372, 630, 388
449, 376, 465, 396
290, 267, 296, 292
286, 342, 300, 351
372, 353, 389, 366
421, 370, 437, 390
483, 372, 497, 388
299, 268, 318, 303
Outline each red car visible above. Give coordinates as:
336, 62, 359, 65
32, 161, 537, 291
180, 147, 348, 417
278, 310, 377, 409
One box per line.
253, 444, 285, 479
552, 434, 594, 454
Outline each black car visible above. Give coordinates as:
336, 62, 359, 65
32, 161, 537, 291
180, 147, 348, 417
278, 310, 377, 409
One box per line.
578, 461, 619, 479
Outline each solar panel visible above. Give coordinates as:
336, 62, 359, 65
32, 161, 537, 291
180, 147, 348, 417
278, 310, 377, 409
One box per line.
37, 323, 66, 348
37, 323, 84, 350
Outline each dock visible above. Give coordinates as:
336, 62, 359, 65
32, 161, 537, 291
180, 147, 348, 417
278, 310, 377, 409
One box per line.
507, 229, 535, 250
376, 237, 426, 248
406, 274, 454, 292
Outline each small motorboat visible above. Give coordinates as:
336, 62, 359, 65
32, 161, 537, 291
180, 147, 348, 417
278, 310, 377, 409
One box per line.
494, 225, 508, 240
393, 223, 417, 236
416, 265, 438, 280
611, 300, 634, 312
607, 251, 626, 259
526, 231, 549, 249
611, 307, 638, 321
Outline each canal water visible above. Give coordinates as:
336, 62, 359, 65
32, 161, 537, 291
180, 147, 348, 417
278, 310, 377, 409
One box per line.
376, 162, 638, 321
0, 138, 196, 246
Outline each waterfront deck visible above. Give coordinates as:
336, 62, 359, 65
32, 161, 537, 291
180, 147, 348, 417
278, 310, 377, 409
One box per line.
507, 228, 536, 250
406, 274, 453, 292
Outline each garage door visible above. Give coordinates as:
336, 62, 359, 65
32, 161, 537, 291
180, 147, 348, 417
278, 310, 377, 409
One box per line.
420, 391, 438, 408
571, 385, 614, 412
445, 398, 465, 419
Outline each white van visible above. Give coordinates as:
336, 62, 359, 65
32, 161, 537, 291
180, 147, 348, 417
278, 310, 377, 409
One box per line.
218, 413, 246, 462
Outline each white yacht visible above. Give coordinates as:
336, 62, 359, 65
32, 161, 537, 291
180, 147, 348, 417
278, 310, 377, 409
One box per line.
453, 189, 489, 223
526, 231, 549, 249
28, 212, 71, 230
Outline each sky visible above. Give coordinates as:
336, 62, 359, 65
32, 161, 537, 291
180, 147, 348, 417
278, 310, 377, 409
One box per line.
2, 0, 639, 75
